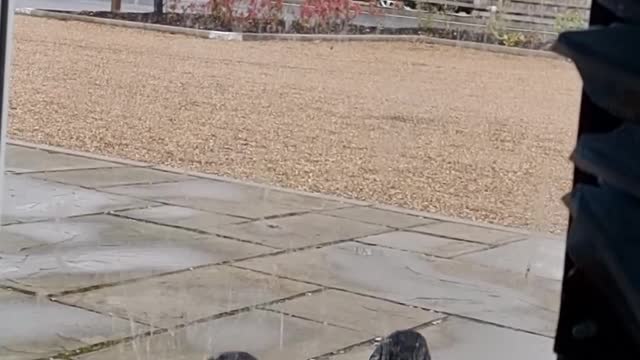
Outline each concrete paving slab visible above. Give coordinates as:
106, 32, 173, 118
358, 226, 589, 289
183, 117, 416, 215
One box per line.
60, 265, 317, 328
105, 179, 348, 219
1, 174, 150, 224
410, 221, 524, 245
237, 242, 560, 336
0, 288, 146, 360
456, 236, 566, 281
214, 213, 389, 249
116, 205, 246, 233
0, 230, 42, 253
30, 167, 191, 188
357, 231, 488, 258
0, 215, 273, 294
323, 206, 436, 228
75, 310, 365, 360
329, 317, 554, 360
6, 145, 121, 173
1, 143, 561, 360
266, 289, 443, 337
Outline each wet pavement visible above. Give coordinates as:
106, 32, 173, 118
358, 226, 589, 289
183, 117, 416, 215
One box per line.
0, 142, 564, 360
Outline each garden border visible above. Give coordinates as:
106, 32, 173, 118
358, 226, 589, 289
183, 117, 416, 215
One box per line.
15, 8, 563, 59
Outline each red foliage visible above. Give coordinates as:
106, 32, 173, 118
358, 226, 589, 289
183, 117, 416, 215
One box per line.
165, 0, 361, 33
246, 0, 284, 19
240, 0, 285, 31
206, 0, 236, 28
167, 0, 285, 32
366, 0, 381, 15
299, 0, 362, 32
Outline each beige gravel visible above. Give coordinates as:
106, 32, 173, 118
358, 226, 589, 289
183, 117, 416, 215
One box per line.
9, 16, 582, 233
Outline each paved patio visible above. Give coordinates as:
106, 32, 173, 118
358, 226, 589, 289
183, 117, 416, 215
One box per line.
0, 142, 564, 360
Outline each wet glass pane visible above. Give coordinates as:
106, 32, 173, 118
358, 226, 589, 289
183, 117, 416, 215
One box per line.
0, 0, 583, 358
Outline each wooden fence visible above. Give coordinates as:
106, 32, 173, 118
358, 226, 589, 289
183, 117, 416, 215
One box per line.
377, 0, 590, 43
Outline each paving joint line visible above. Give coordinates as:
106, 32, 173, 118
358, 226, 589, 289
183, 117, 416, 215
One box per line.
259, 209, 320, 221
107, 212, 283, 249
352, 239, 466, 260
2, 203, 165, 227
94, 178, 196, 189
111, 204, 252, 222
314, 337, 377, 360
259, 306, 364, 333
0, 283, 37, 296
47, 325, 170, 360
8, 139, 153, 168
94, 187, 336, 222
108, 202, 252, 222
106, 212, 224, 235
318, 209, 437, 229
50, 296, 152, 327
230, 264, 554, 338
403, 227, 528, 246
249, 227, 397, 255
210, 205, 359, 223
163, 288, 325, 331
53, 288, 326, 359
447, 235, 533, 259
10, 165, 124, 175
448, 250, 563, 282
372, 204, 538, 235
47, 249, 288, 297
313, 316, 448, 359
24, 173, 196, 192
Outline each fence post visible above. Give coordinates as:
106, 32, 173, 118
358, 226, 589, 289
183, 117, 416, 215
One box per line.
154, 0, 164, 14
485, 5, 497, 43
111, 0, 123, 12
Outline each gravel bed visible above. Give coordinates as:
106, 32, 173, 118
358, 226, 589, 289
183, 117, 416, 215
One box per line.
10, 16, 581, 233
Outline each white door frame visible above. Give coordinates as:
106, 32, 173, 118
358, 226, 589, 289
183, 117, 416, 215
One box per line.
0, 0, 15, 211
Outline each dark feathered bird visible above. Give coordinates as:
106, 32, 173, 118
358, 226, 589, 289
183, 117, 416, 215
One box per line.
208, 330, 431, 360
210, 352, 258, 360
369, 329, 431, 360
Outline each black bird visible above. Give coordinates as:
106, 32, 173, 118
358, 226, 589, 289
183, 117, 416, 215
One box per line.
209, 329, 430, 360
211, 352, 258, 360
369, 329, 431, 360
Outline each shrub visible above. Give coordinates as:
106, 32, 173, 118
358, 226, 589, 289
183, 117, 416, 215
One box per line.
554, 10, 586, 32
206, 0, 236, 29
498, 31, 526, 47
239, 0, 285, 32
166, 0, 285, 32
297, 0, 362, 33
485, 5, 527, 47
